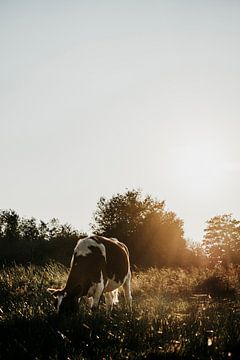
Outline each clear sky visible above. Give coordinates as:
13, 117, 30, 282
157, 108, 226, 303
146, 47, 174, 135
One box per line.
1, 0, 240, 242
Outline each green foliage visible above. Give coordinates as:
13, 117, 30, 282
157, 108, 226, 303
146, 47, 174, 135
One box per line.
0, 264, 240, 359
92, 189, 189, 267
0, 189, 203, 268
203, 214, 240, 266
92, 189, 165, 237
0, 210, 85, 266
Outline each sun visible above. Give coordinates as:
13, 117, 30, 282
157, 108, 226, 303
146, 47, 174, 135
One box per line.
172, 141, 226, 196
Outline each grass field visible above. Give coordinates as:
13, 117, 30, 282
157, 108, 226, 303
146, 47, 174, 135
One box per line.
0, 263, 240, 359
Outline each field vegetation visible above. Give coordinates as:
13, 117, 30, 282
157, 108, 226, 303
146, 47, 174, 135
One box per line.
0, 262, 240, 360
1, 189, 240, 359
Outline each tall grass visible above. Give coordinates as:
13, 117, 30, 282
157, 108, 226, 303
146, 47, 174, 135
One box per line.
0, 263, 239, 359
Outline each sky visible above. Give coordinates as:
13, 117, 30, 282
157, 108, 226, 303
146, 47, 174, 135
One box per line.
1, 0, 240, 242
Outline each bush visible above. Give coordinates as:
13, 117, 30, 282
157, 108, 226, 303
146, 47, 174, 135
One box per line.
195, 275, 237, 298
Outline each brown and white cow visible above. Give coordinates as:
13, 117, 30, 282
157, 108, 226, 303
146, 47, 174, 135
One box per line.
48, 235, 132, 314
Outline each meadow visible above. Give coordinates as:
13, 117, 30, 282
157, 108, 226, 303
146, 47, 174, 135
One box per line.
0, 263, 240, 360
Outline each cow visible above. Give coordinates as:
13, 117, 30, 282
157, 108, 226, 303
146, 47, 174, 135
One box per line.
48, 235, 132, 314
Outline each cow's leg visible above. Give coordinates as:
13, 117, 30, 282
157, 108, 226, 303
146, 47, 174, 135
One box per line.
104, 289, 119, 313
91, 272, 105, 310
91, 284, 104, 309
122, 273, 132, 311
104, 292, 113, 313
87, 297, 94, 308
111, 289, 119, 305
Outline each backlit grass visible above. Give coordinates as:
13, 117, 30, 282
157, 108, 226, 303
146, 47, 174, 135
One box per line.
0, 263, 240, 359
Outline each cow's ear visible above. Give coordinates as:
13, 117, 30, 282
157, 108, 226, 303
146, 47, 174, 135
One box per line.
47, 288, 63, 297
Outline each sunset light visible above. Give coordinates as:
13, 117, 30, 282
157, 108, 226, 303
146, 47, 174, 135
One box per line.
172, 141, 226, 195
1, 1, 240, 358
1, 1, 240, 242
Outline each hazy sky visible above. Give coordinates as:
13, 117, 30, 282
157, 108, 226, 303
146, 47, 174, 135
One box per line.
1, 0, 240, 242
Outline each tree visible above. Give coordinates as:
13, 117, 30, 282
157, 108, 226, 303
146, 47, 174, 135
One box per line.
203, 214, 240, 266
0, 209, 20, 243
47, 222, 85, 266
18, 217, 40, 263
0, 209, 85, 266
92, 189, 188, 268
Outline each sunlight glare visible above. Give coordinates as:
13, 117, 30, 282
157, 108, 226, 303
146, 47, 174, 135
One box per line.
172, 141, 227, 195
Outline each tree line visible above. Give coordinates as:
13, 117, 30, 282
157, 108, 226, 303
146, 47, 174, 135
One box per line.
0, 189, 239, 268
0, 211, 84, 266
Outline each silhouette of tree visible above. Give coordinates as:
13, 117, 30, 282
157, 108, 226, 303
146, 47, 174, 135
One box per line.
92, 189, 188, 267
203, 214, 240, 266
0, 209, 84, 266
0, 209, 20, 243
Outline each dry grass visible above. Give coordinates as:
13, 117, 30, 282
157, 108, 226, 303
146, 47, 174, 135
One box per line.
0, 263, 240, 359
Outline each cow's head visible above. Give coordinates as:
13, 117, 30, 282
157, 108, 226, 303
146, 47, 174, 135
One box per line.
47, 287, 81, 314
47, 288, 68, 313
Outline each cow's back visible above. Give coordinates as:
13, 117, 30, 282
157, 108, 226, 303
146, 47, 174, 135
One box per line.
91, 235, 130, 284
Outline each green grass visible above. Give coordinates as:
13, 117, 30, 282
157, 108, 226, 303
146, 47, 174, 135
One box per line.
0, 263, 240, 359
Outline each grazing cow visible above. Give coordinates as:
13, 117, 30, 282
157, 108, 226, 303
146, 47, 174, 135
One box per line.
48, 235, 132, 314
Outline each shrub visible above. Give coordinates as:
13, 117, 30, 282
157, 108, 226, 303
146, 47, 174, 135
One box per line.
195, 275, 237, 298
